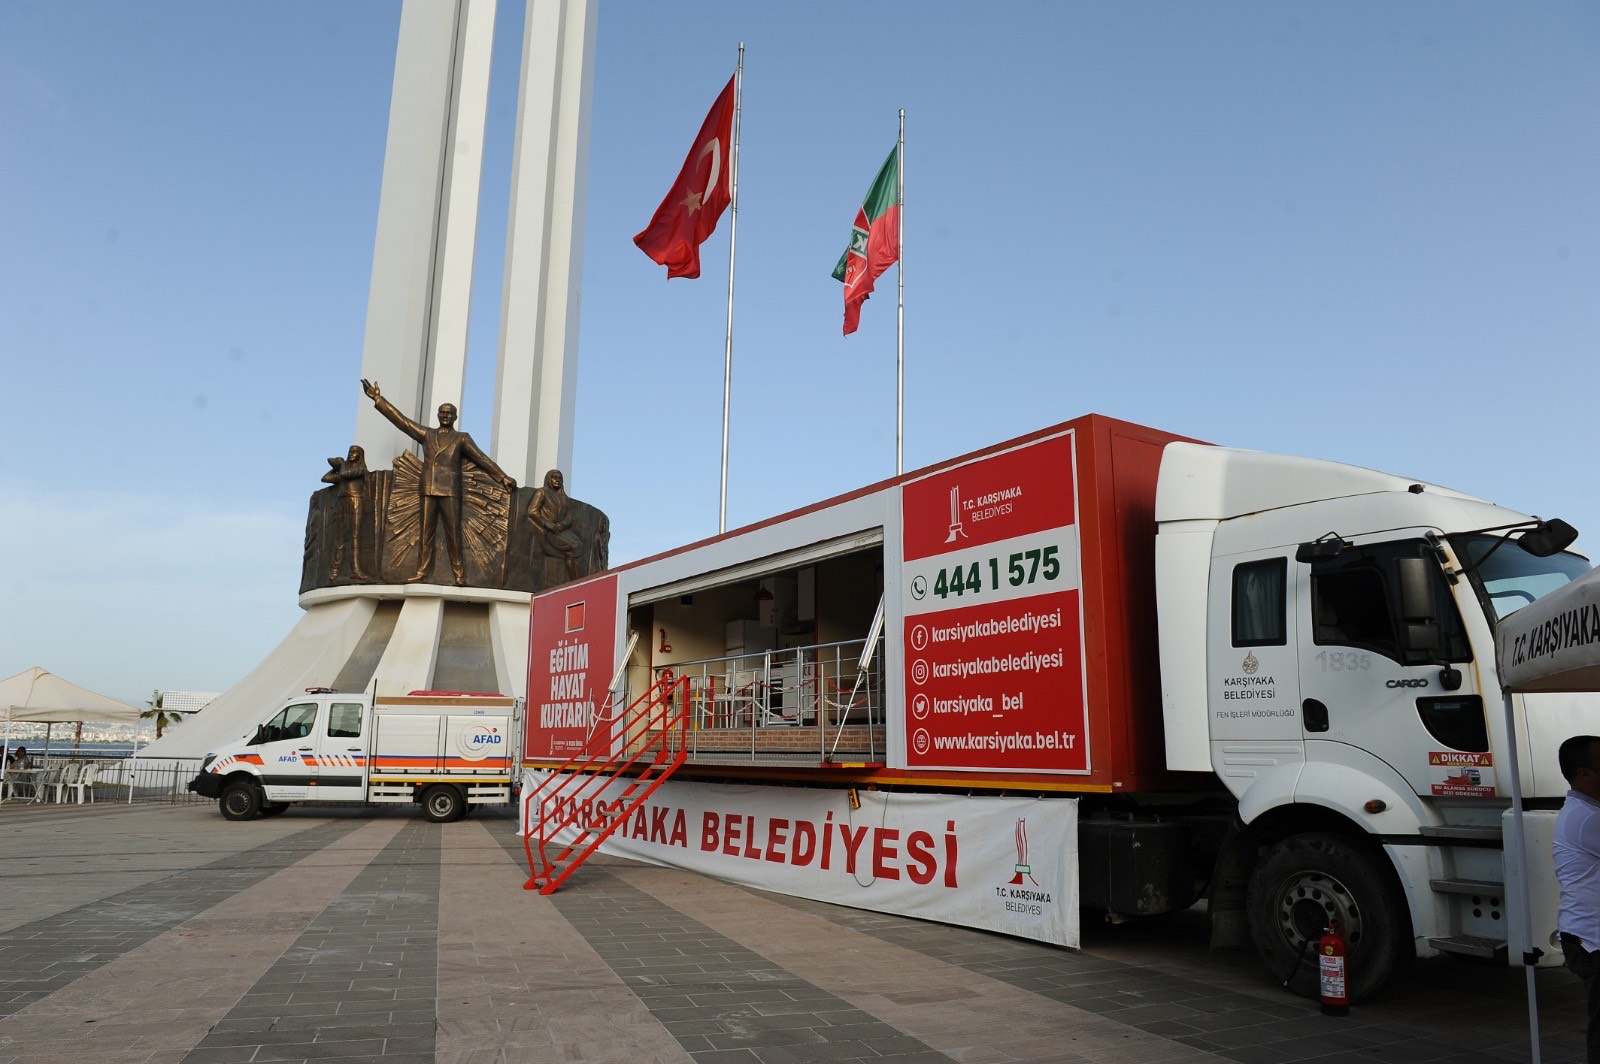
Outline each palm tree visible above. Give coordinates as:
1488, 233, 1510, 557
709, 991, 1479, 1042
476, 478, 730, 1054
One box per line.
142, 692, 181, 740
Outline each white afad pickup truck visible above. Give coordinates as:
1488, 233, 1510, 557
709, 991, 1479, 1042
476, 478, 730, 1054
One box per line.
189, 689, 518, 822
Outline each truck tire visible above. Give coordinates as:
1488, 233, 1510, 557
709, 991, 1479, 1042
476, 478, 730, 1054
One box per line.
219, 782, 263, 821
1246, 832, 1412, 1003
421, 785, 465, 823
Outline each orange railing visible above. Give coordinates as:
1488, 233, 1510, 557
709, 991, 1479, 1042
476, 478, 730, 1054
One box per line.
521, 676, 689, 895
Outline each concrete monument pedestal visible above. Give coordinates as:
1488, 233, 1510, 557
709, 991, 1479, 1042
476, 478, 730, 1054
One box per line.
143, 585, 533, 759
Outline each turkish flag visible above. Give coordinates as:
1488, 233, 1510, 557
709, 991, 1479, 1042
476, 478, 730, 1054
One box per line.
633, 75, 736, 280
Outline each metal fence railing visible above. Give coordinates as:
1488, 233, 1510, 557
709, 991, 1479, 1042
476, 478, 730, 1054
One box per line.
645, 638, 884, 762
2, 755, 205, 806
118, 757, 207, 804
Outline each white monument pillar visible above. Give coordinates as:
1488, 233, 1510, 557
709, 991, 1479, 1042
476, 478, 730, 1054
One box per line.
491, 0, 597, 485
354, 0, 498, 467
146, 0, 597, 759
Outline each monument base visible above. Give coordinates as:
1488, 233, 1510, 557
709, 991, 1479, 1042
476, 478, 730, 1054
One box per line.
141, 585, 531, 759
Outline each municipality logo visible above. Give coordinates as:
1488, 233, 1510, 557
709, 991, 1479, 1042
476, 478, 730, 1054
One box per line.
1009, 817, 1039, 886
944, 484, 969, 544
997, 817, 1054, 915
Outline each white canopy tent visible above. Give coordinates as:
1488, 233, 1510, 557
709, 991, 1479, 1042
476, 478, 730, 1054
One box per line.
1498, 564, 1600, 693
0, 667, 142, 725
0, 667, 142, 790
1494, 562, 1600, 1064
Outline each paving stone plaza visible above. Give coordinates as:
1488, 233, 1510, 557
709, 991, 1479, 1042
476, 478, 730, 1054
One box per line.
0, 801, 1590, 1063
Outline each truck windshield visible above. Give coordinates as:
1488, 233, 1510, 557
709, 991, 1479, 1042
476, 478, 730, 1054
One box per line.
1449, 534, 1591, 621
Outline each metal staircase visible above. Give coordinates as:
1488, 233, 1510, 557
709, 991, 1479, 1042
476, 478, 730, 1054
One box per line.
522, 677, 689, 895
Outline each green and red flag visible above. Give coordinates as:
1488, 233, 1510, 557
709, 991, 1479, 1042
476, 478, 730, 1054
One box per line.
634, 75, 736, 280
832, 145, 901, 335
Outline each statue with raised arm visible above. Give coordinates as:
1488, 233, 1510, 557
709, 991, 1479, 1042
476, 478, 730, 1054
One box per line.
362, 378, 517, 585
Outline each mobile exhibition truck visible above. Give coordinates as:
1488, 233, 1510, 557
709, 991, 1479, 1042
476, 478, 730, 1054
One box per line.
191, 690, 517, 822
520, 413, 1593, 1001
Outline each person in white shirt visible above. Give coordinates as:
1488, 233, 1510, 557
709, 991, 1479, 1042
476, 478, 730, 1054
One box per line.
1556, 734, 1600, 1063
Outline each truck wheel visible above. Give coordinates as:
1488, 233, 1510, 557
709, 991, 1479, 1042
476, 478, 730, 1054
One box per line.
219, 782, 263, 821
421, 785, 465, 823
1246, 832, 1412, 1002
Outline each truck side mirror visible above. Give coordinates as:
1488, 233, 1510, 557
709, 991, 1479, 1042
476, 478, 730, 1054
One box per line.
1518, 518, 1578, 558
1397, 557, 1436, 620
1296, 539, 1345, 563
1397, 557, 1441, 655
1402, 622, 1440, 654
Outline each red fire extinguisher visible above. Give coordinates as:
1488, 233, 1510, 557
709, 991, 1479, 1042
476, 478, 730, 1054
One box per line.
1318, 920, 1350, 1016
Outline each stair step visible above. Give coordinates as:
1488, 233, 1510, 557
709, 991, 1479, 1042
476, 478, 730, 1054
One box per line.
1428, 935, 1507, 961
1430, 878, 1504, 896
1419, 824, 1501, 843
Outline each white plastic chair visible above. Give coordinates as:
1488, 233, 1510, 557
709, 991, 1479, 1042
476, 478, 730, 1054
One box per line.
51, 762, 83, 803
730, 672, 765, 728
20, 766, 47, 802
67, 763, 98, 804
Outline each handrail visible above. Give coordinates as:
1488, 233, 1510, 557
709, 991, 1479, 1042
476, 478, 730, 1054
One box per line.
649, 637, 871, 671
521, 676, 673, 834
521, 676, 674, 871
535, 685, 679, 843
645, 639, 882, 762
521, 676, 690, 894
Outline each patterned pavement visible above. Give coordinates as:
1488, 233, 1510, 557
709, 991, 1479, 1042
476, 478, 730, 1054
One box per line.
0, 800, 1588, 1063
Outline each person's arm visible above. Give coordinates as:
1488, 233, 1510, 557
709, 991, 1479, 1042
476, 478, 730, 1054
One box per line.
460, 434, 517, 491
1576, 805, 1600, 858
361, 379, 426, 444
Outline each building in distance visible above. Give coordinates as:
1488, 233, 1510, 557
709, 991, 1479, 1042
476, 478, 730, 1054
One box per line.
155, 691, 219, 715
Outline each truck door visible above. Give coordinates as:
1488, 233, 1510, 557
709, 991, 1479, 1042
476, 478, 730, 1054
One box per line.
309, 699, 368, 801
444, 712, 512, 776
1295, 536, 1488, 797
253, 700, 320, 799
1207, 550, 1305, 787
372, 710, 443, 779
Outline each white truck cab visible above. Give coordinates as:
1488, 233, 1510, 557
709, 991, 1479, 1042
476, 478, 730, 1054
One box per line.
1156, 444, 1588, 998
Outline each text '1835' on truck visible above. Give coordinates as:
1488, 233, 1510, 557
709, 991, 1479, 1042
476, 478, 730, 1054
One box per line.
518, 413, 1591, 1002
189, 689, 518, 822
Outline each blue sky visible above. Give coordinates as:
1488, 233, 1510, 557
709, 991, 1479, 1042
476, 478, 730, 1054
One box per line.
3, 1, 1597, 708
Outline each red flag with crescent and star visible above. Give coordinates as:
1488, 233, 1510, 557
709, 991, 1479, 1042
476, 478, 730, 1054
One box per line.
633, 75, 736, 280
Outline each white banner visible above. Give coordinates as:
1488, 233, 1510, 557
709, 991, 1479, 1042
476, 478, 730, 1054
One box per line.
522, 771, 1080, 948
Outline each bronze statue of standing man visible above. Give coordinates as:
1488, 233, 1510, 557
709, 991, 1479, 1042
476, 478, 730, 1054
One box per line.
362, 379, 516, 585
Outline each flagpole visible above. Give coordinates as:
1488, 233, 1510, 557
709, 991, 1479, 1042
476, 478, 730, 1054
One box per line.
719, 44, 744, 534
896, 109, 905, 476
